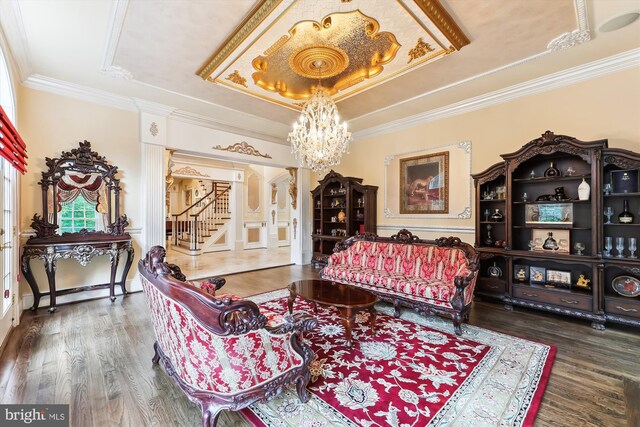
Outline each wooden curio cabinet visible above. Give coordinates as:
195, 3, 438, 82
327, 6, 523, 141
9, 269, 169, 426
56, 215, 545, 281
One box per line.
311, 170, 377, 267
473, 131, 640, 330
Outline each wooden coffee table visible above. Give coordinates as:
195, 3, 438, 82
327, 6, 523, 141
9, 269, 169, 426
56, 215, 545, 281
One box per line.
288, 279, 378, 348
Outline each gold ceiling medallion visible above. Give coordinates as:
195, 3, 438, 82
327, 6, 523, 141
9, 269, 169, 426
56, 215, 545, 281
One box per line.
289, 45, 350, 79
226, 70, 248, 88
212, 141, 272, 159
407, 38, 434, 63
251, 11, 400, 101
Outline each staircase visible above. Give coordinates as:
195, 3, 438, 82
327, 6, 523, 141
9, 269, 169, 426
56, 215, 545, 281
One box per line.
172, 180, 231, 255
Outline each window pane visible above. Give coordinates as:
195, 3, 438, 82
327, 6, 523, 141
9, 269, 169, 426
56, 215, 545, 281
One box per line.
61, 219, 73, 228
85, 209, 96, 218
85, 220, 95, 229
61, 209, 72, 218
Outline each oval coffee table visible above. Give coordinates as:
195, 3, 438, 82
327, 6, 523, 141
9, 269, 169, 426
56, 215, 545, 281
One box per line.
288, 279, 378, 348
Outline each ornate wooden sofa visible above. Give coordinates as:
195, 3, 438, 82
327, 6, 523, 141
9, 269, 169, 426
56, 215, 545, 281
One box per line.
138, 246, 317, 427
321, 230, 479, 335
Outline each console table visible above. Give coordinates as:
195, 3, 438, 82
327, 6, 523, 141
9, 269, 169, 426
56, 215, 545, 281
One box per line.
21, 234, 134, 312
22, 140, 135, 312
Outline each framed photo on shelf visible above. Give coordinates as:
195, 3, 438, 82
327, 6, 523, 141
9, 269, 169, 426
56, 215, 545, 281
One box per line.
399, 151, 449, 214
610, 169, 639, 194
513, 264, 529, 282
546, 269, 572, 288
525, 203, 573, 225
531, 229, 570, 253
530, 266, 546, 284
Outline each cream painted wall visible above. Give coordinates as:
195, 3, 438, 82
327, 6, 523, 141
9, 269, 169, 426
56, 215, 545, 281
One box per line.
17, 86, 141, 302
330, 67, 640, 242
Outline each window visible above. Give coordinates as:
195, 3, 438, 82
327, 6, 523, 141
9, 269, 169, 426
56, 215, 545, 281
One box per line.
58, 196, 97, 233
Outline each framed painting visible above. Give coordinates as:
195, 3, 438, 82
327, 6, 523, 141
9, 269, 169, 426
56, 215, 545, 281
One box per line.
399, 151, 449, 214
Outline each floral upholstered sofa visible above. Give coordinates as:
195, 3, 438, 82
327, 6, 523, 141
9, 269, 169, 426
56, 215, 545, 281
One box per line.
321, 230, 479, 335
139, 246, 317, 427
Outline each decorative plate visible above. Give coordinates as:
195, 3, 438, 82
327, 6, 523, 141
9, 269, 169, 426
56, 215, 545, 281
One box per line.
612, 275, 640, 298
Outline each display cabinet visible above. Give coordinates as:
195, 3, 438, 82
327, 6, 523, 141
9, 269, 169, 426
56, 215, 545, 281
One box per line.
473, 131, 639, 330
311, 171, 377, 267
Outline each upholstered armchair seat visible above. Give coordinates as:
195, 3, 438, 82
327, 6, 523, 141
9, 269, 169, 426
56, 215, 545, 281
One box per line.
139, 246, 317, 427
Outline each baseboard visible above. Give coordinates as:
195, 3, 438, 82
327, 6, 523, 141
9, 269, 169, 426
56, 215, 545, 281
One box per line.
21, 277, 141, 311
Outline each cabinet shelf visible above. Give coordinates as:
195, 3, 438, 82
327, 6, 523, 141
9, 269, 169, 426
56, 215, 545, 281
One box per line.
312, 171, 377, 267
479, 199, 506, 203
512, 200, 590, 204
513, 225, 591, 230
603, 223, 640, 226
603, 192, 640, 198
512, 175, 591, 183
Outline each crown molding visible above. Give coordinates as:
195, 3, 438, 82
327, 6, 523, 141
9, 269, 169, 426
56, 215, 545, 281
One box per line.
353, 48, 640, 141
22, 73, 138, 111
0, 0, 32, 81
100, 0, 132, 80
134, 98, 175, 116
350, 0, 591, 124
169, 110, 287, 145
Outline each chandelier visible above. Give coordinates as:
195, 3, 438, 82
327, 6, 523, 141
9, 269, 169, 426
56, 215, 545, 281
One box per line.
288, 71, 351, 175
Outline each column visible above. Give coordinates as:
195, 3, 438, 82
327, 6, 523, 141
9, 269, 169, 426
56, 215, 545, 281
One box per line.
136, 100, 175, 253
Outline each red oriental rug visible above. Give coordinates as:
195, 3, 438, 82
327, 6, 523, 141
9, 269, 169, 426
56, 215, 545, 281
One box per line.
242, 290, 555, 427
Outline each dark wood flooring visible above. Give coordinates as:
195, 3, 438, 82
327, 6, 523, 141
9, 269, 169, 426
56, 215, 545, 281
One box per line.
0, 264, 638, 426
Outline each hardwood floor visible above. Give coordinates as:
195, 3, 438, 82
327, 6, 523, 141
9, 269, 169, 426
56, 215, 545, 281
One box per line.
0, 264, 638, 426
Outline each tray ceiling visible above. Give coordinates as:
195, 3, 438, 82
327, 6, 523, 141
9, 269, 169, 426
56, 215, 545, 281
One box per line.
197, 1, 470, 110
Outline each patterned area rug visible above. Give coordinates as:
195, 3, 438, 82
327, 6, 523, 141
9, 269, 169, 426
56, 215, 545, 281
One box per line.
242, 290, 555, 427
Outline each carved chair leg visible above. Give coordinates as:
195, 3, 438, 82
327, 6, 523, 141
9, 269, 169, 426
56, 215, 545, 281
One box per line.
393, 300, 401, 318
453, 313, 463, 336
152, 341, 160, 364
202, 404, 222, 427
295, 370, 312, 403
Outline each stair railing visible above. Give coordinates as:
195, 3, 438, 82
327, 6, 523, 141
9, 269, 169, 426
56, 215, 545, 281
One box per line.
190, 184, 231, 251
171, 181, 230, 250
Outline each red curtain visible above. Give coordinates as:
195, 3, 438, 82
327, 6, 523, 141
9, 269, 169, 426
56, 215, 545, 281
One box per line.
0, 105, 27, 174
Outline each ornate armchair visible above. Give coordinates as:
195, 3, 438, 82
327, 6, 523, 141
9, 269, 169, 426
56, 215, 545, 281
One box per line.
138, 246, 317, 427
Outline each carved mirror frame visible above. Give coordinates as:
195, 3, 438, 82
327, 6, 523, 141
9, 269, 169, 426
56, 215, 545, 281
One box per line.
28, 140, 129, 243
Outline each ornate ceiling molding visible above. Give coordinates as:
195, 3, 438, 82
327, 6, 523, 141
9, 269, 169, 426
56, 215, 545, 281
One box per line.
197, 0, 469, 110
196, 0, 283, 79
172, 165, 210, 177
212, 141, 272, 159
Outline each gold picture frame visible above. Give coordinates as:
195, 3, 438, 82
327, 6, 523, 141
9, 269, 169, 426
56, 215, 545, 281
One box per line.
399, 151, 449, 214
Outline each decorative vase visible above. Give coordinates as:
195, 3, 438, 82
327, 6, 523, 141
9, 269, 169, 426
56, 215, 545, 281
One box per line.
542, 232, 559, 250
491, 209, 504, 222
488, 262, 502, 278
577, 177, 590, 201
544, 161, 561, 177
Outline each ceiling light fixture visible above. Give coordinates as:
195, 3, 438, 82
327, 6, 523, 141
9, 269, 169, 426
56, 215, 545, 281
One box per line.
288, 60, 351, 176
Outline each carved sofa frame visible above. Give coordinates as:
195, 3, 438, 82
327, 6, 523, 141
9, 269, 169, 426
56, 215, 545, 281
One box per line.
139, 246, 317, 427
321, 230, 479, 335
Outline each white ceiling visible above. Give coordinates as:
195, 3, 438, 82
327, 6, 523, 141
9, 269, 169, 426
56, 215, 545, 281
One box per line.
0, 0, 639, 143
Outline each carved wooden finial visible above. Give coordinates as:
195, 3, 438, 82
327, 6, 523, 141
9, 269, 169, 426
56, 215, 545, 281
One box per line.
541, 131, 556, 142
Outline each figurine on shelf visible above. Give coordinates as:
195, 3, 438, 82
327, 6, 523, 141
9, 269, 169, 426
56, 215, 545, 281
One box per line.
536, 186, 570, 202
544, 161, 561, 177
337, 210, 346, 222
575, 275, 591, 290
491, 209, 504, 222
530, 170, 536, 179
566, 166, 576, 176
487, 262, 502, 278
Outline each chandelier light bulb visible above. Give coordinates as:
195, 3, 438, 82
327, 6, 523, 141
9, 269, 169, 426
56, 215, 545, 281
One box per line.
288, 86, 351, 175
